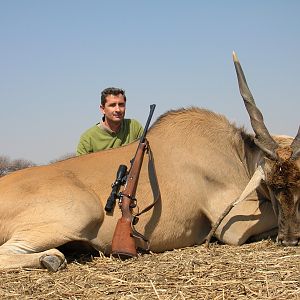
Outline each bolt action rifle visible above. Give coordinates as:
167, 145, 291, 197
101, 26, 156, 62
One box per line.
109, 104, 156, 259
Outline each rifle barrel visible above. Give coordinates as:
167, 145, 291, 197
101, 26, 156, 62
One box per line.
140, 104, 156, 143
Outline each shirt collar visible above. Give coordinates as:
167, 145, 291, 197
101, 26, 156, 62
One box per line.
97, 120, 123, 134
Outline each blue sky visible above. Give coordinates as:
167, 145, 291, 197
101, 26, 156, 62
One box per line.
1, 0, 299, 164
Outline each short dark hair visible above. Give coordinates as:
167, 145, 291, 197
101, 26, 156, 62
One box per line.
100, 87, 126, 106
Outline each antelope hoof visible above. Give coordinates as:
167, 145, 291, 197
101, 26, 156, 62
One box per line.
40, 255, 67, 272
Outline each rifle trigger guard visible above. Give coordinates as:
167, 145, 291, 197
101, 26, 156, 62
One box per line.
132, 216, 139, 225
131, 221, 149, 250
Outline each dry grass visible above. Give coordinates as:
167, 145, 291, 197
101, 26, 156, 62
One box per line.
1, 240, 300, 299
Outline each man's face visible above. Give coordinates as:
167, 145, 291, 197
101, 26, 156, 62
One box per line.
100, 94, 126, 124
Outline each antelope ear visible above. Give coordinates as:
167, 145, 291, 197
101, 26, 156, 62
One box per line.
233, 165, 265, 205
206, 164, 266, 245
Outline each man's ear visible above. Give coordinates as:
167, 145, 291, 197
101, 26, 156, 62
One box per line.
100, 104, 105, 115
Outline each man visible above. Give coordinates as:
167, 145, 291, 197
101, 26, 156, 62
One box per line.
76, 87, 143, 155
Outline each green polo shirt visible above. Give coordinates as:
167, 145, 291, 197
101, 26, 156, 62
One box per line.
76, 119, 143, 155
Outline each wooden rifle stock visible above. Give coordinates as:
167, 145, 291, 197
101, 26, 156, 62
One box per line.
111, 104, 156, 259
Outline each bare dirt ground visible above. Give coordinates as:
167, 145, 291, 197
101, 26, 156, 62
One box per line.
0, 240, 300, 300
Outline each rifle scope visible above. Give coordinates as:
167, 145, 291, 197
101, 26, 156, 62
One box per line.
105, 164, 127, 212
